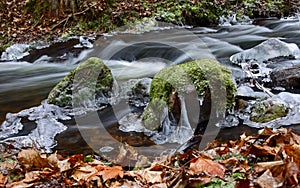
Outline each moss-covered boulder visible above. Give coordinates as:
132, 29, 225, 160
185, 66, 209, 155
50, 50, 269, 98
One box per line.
250, 98, 289, 123
47, 57, 113, 107
142, 58, 237, 131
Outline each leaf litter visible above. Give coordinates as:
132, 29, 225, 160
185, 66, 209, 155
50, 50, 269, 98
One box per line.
0, 127, 299, 187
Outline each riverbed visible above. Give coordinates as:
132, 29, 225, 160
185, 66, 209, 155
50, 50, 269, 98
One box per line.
1, 17, 300, 158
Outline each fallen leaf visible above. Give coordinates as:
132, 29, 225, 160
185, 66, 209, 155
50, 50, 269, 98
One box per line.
291, 132, 300, 145
0, 173, 6, 186
71, 165, 98, 181
150, 183, 168, 188
284, 144, 300, 168
17, 149, 49, 169
115, 143, 138, 166
47, 153, 71, 172
68, 154, 84, 166
216, 146, 230, 155
0, 161, 18, 170
96, 165, 124, 182
189, 157, 226, 178
259, 127, 275, 136
23, 171, 41, 183
138, 170, 163, 184
244, 144, 276, 157
235, 178, 250, 188
6, 181, 34, 188
256, 169, 283, 188
254, 161, 286, 177
285, 162, 299, 186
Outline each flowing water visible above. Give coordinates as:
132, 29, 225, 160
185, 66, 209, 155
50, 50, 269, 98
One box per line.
1, 17, 300, 157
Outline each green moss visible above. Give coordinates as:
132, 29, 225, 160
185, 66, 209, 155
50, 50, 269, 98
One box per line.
149, 59, 236, 109
142, 58, 237, 130
47, 57, 113, 107
250, 99, 289, 123
142, 98, 168, 131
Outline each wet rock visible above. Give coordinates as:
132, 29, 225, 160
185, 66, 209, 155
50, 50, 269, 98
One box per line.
128, 78, 151, 106
237, 85, 269, 100
47, 57, 113, 107
142, 58, 237, 131
20, 37, 94, 63
270, 65, 300, 92
250, 98, 289, 123
230, 38, 299, 65
1, 44, 30, 61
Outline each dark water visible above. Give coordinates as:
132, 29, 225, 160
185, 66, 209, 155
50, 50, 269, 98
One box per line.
1, 18, 300, 156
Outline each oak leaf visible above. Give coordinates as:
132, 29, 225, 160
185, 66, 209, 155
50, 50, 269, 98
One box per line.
256, 169, 283, 188
96, 165, 124, 182
17, 149, 49, 169
189, 157, 226, 178
47, 153, 71, 172
284, 144, 300, 168
71, 165, 98, 181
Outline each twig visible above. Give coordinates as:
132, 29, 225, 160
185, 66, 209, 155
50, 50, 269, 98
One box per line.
242, 62, 274, 97
50, 2, 100, 31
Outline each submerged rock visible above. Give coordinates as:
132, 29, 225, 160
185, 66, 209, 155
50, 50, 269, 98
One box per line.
142, 58, 237, 131
230, 38, 299, 65
250, 98, 289, 123
47, 57, 113, 107
270, 64, 300, 92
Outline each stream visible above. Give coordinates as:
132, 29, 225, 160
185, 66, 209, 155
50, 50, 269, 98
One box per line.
1, 17, 300, 160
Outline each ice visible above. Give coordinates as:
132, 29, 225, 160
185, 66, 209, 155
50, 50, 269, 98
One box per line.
241, 92, 300, 128
0, 100, 69, 153
1, 44, 30, 61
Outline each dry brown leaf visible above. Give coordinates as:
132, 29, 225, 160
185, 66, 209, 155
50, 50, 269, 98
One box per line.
285, 162, 299, 186
17, 148, 50, 169
0, 173, 6, 186
150, 183, 168, 188
284, 144, 300, 168
255, 161, 285, 178
138, 170, 163, 184
23, 171, 41, 183
0, 161, 18, 170
71, 165, 98, 181
259, 127, 275, 136
6, 181, 34, 188
115, 143, 138, 166
256, 169, 283, 188
96, 165, 124, 182
245, 144, 276, 157
47, 153, 71, 172
291, 132, 300, 145
189, 157, 226, 178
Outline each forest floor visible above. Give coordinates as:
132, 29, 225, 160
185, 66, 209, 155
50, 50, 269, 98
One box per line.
0, 127, 300, 187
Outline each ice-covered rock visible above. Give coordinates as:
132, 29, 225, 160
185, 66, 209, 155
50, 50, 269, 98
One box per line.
47, 57, 113, 108
230, 38, 300, 65
0, 101, 69, 153
1, 44, 30, 61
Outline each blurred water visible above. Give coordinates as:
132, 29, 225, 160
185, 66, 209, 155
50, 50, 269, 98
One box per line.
1, 17, 300, 154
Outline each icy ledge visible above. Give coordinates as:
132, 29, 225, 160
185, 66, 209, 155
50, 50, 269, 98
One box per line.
0, 101, 69, 153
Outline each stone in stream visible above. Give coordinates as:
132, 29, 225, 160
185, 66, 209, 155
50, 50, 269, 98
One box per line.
47, 57, 113, 107
250, 97, 289, 123
270, 64, 300, 92
230, 38, 299, 65
142, 58, 237, 131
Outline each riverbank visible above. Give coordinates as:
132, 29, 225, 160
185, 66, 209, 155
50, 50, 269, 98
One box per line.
1, 0, 299, 53
1, 127, 299, 187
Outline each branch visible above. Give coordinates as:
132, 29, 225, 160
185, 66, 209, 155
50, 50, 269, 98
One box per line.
50, 2, 100, 31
